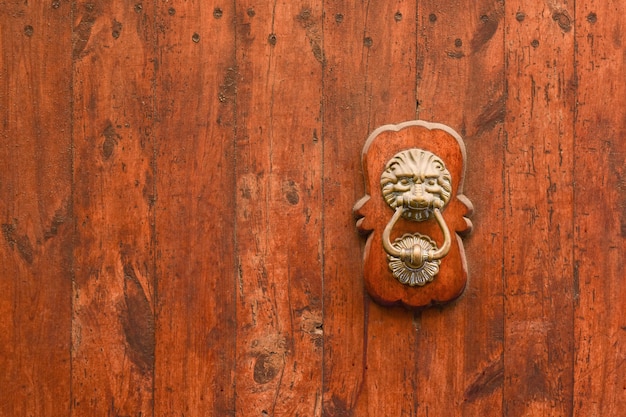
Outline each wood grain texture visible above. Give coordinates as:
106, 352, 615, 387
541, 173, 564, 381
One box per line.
0, 2, 73, 415
415, 1, 505, 415
71, 1, 156, 414
153, 2, 236, 416
503, 1, 576, 415
573, 2, 626, 415
233, 1, 324, 415
322, 1, 420, 415
1, 0, 625, 415
320, 4, 368, 414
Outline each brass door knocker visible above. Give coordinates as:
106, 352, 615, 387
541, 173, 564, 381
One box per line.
380, 149, 452, 286
354, 121, 473, 309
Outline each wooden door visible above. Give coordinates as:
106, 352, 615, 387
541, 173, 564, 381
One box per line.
1, 1, 624, 416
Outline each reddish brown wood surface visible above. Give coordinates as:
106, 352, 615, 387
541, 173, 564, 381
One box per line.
71, 1, 157, 414
573, 2, 626, 416
0, 3, 73, 416
233, 1, 323, 415
1, 1, 625, 416
153, 1, 236, 415
503, 1, 576, 415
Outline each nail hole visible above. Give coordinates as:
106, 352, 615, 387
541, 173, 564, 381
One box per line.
516, 12, 526, 22
24, 25, 34, 37
428, 13, 437, 22
335, 13, 344, 23
168, 7, 175, 16
454, 38, 462, 47
134, 3, 142, 13
192, 33, 200, 43
363, 36, 373, 47
247, 8, 255, 17
52, 1, 60, 9
112, 20, 122, 39
268, 33, 277, 45
531, 39, 539, 48
587, 12, 597, 23
213, 8, 223, 19
394, 12, 402, 22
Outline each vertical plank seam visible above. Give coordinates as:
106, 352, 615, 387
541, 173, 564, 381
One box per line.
501, 4, 509, 416
320, 0, 326, 415
363, 0, 372, 133
151, 1, 158, 416
232, 0, 239, 414
267, 0, 278, 261
571, 1, 579, 416
268, 4, 280, 416
413, 3, 421, 414
414, 2, 420, 120
362, 2, 372, 410
69, 1, 76, 415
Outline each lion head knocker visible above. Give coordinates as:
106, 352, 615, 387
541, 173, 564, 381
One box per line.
380, 149, 453, 286
381, 149, 452, 221
354, 120, 472, 309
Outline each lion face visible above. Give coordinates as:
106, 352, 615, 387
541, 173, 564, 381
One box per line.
380, 149, 452, 221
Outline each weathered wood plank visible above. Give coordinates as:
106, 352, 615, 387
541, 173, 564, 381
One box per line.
322, 1, 419, 415
415, 0, 505, 415
233, 1, 324, 415
503, 1, 575, 415
71, 1, 156, 414
153, 2, 237, 415
319, 5, 368, 410
573, 2, 626, 415
0, 2, 73, 415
